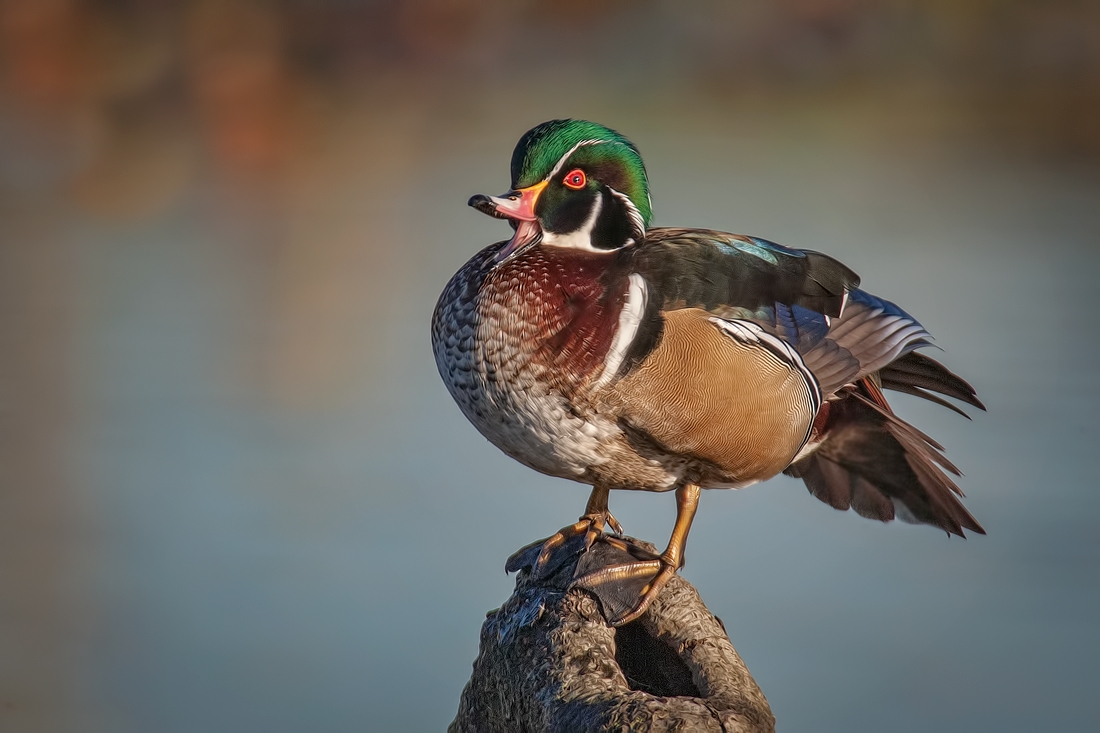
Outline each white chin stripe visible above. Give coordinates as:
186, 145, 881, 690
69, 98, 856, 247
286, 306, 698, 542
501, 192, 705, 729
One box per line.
595, 274, 647, 388
540, 193, 605, 252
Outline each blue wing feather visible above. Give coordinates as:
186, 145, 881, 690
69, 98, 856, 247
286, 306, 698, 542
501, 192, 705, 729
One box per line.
845, 288, 920, 324
773, 302, 831, 351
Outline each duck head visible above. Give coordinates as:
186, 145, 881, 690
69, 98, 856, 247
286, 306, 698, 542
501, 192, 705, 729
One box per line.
469, 119, 652, 263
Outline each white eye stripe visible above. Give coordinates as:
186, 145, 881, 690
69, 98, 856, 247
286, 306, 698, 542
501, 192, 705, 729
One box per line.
543, 140, 649, 228
545, 139, 608, 181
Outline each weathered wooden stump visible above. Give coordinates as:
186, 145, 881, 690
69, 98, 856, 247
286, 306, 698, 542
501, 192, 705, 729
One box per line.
450, 535, 775, 733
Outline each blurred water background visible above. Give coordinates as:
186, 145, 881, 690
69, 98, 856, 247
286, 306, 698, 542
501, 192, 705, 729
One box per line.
1, 1, 1098, 731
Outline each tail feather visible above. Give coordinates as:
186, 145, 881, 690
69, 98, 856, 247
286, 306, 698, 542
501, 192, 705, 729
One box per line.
785, 381, 984, 537
788, 289, 984, 536
879, 381, 973, 418
879, 351, 986, 412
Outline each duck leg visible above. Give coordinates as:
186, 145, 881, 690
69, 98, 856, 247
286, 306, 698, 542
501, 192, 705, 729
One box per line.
574, 483, 701, 626
506, 485, 623, 579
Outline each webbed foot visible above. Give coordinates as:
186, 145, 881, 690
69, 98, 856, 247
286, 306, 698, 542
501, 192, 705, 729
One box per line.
575, 483, 701, 626
573, 542, 681, 626
506, 483, 702, 628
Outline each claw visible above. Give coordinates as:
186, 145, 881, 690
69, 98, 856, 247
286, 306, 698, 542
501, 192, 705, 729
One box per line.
522, 486, 618, 580
605, 511, 624, 536
532, 518, 597, 578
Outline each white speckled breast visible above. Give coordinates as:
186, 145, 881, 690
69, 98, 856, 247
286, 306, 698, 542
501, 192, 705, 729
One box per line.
431, 244, 622, 481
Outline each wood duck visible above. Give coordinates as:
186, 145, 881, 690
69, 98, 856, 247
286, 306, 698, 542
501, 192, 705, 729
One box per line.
431, 119, 984, 626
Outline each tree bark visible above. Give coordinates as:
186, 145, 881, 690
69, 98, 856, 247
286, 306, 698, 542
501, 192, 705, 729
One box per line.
450, 536, 775, 733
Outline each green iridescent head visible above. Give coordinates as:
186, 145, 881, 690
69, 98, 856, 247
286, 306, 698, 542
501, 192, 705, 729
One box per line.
468, 120, 653, 262
510, 119, 652, 227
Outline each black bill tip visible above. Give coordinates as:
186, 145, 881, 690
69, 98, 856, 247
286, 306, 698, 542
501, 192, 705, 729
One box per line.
468, 193, 512, 220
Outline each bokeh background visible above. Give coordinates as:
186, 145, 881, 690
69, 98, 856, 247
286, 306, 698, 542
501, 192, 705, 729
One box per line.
2, 1, 1098, 731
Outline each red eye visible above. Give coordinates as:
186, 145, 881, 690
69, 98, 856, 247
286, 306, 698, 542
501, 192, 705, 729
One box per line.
563, 169, 586, 190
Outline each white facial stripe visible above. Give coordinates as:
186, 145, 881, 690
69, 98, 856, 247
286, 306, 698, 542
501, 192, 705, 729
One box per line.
540, 192, 604, 252
607, 186, 645, 236
596, 274, 647, 388
545, 139, 608, 182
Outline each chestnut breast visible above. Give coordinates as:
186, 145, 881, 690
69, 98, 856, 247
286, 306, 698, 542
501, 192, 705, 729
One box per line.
480, 245, 628, 393
432, 243, 632, 480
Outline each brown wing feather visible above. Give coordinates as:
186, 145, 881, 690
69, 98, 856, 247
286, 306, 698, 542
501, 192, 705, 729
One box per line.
800, 293, 930, 397
785, 381, 984, 537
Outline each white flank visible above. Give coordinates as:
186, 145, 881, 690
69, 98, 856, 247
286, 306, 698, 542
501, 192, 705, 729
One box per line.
595, 274, 647, 388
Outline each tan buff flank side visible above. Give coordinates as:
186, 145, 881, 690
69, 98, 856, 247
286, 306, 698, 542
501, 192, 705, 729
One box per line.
609, 308, 816, 485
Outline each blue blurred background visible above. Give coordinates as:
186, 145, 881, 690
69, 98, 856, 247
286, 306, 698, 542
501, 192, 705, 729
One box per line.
1, 1, 1098, 731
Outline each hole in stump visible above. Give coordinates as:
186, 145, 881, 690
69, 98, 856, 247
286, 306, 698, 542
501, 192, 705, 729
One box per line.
614, 620, 701, 697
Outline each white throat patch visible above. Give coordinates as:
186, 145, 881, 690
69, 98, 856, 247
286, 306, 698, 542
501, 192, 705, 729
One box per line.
540, 193, 606, 252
